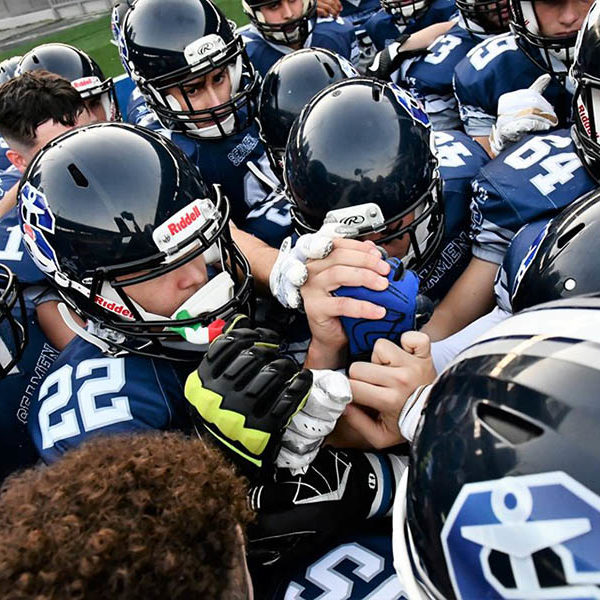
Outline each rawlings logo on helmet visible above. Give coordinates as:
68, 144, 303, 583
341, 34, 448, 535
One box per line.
184, 34, 226, 67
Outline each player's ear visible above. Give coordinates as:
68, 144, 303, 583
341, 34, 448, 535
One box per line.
6, 149, 27, 173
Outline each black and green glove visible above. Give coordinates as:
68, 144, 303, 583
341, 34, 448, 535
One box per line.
185, 315, 313, 475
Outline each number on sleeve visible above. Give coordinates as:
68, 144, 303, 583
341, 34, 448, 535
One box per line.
0, 226, 23, 262
469, 35, 518, 71
424, 34, 462, 65
434, 131, 473, 168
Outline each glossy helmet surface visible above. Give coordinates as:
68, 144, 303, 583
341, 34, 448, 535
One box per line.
18, 122, 253, 361
393, 295, 600, 599
455, 0, 510, 34
284, 78, 444, 276
242, 0, 317, 45
510, 188, 600, 312
0, 55, 22, 85
571, 1, 600, 183
257, 48, 358, 180
17, 43, 120, 121
0, 264, 27, 379
510, 0, 581, 73
120, 0, 259, 139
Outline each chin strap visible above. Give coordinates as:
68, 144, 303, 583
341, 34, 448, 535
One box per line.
57, 302, 112, 354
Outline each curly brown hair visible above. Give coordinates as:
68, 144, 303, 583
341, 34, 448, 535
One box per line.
0, 432, 254, 600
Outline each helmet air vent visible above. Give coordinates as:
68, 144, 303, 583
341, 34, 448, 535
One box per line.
477, 402, 544, 445
557, 222, 584, 249
67, 163, 89, 188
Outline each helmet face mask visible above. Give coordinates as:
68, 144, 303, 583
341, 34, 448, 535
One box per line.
510, 0, 580, 74
571, 1, 600, 182
18, 123, 254, 361
380, 0, 433, 25
17, 43, 121, 122
121, 0, 259, 139
455, 0, 510, 34
242, 0, 317, 45
284, 79, 445, 278
0, 265, 27, 380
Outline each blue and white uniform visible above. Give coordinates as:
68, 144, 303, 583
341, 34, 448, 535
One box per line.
364, 0, 456, 52
240, 17, 359, 77
255, 520, 407, 599
1, 204, 59, 478
0, 136, 12, 172
419, 130, 490, 302
470, 128, 596, 265
0, 164, 20, 200
28, 335, 194, 464
126, 90, 292, 247
397, 19, 484, 130
453, 32, 573, 136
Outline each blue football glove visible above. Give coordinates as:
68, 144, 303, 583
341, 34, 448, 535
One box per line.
333, 258, 433, 361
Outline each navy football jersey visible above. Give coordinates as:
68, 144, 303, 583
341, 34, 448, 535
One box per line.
28, 335, 194, 464
125, 89, 292, 246
364, 0, 456, 52
398, 21, 484, 130
453, 32, 573, 136
0, 136, 11, 172
241, 17, 359, 77
0, 164, 20, 200
494, 217, 549, 313
255, 519, 407, 599
419, 130, 490, 302
0, 206, 45, 286
470, 128, 596, 265
0, 299, 58, 479
340, 0, 381, 27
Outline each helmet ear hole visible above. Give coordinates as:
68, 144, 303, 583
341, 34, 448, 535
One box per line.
477, 401, 544, 445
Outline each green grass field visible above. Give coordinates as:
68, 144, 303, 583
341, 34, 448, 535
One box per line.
0, 2, 249, 78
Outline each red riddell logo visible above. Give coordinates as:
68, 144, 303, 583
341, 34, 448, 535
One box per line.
579, 102, 592, 136
73, 77, 94, 89
94, 295, 134, 319
167, 205, 202, 236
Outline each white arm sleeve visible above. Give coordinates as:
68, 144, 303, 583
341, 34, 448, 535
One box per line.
431, 306, 511, 374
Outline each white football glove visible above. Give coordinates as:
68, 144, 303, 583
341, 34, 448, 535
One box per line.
397, 383, 432, 443
277, 369, 352, 473
490, 74, 559, 156
269, 223, 359, 309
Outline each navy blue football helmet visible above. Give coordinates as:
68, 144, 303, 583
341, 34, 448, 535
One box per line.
0, 264, 27, 380
393, 295, 600, 599
18, 122, 253, 361
257, 48, 358, 180
17, 43, 120, 121
120, 0, 258, 139
284, 78, 444, 276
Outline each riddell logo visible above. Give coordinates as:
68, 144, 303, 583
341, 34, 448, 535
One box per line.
94, 295, 134, 320
72, 77, 96, 90
579, 102, 592, 136
167, 205, 202, 236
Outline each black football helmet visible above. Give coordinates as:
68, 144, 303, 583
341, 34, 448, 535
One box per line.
393, 295, 600, 599
242, 0, 317, 45
120, 0, 259, 139
381, 0, 433, 25
571, 1, 600, 182
510, 0, 581, 74
284, 78, 444, 275
510, 188, 600, 312
258, 48, 358, 180
455, 0, 510, 34
0, 264, 27, 380
0, 55, 21, 85
17, 43, 120, 121
18, 122, 253, 361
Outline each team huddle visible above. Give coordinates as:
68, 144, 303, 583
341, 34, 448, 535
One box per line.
0, 0, 599, 596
